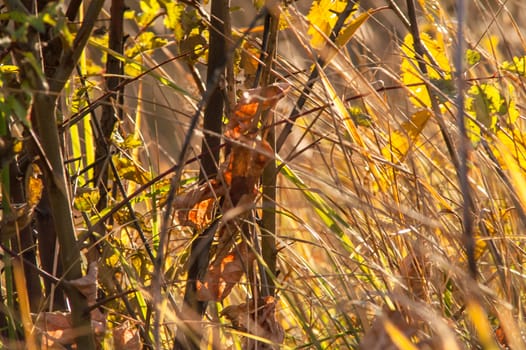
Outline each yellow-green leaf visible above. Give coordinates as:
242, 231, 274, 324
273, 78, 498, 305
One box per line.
465, 83, 507, 144
125, 31, 168, 58
466, 49, 481, 66
74, 187, 100, 212
112, 155, 152, 185
121, 135, 143, 150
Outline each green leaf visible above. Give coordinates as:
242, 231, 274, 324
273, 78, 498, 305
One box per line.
430, 78, 455, 103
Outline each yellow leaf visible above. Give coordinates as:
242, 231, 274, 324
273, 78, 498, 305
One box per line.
306, 0, 354, 49
401, 33, 451, 107
13, 258, 37, 350
25, 163, 43, 210
0, 65, 20, 73
481, 35, 501, 61
501, 56, 526, 76
382, 110, 432, 162
494, 136, 526, 212
493, 129, 526, 170
138, 0, 161, 27
335, 9, 375, 48
317, 8, 377, 64
163, 1, 184, 41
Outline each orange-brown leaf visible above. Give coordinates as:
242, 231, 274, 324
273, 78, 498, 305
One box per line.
175, 179, 224, 229
219, 83, 289, 207
197, 243, 257, 302
187, 197, 215, 230
234, 82, 290, 121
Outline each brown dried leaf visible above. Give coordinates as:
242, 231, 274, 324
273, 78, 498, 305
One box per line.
113, 322, 142, 350
34, 311, 75, 349
221, 296, 284, 350
398, 249, 430, 301
222, 137, 273, 206
69, 262, 98, 305
174, 179, 225, 229
187, 197, 215, 230
33, 264, 106, 348
34, 309, 107, 349
197, 243, 257, 302
220, 83, 289, 204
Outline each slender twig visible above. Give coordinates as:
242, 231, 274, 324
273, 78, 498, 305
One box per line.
92, 0, 125, 260
260, 11, 280, 298
20, 1, 104, 348
453, 0, 477, 279
172, 0, 229, 347
65, 0, 82, 21
199, 0, 228, 181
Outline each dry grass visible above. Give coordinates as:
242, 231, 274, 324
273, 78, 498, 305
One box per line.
3, 0, 526, 349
